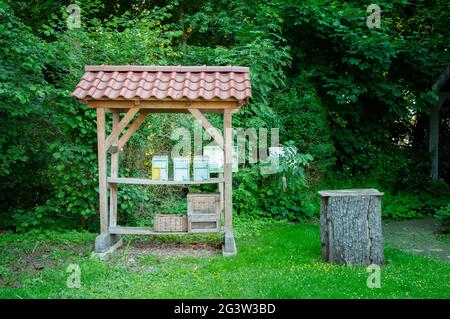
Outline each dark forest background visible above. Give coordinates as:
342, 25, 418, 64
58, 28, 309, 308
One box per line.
1, 0, 449, 231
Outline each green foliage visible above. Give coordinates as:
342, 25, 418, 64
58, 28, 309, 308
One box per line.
1, 0, 450, 230
382, 193, 425, 220
234, 144, 314, 220
0, 2, 57, 227
273, 73, 336, 174
435, 204, 450, 227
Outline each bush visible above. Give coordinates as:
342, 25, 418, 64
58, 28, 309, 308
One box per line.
382, 193, 425, 220
435, 204, 450, 227
272, 73, 336, 175
234, 144, 314, 221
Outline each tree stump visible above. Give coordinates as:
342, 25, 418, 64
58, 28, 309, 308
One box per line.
318, 189, 384, 265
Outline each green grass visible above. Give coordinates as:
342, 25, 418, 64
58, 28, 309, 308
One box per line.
0, 221, 449, 298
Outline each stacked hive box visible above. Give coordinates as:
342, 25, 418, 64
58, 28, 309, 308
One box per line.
187, 193, 221, 233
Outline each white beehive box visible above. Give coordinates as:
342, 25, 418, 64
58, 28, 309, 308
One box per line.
152, 155, 168, 181
173, 157, 190, 181
203, 145, 239, 173
193, 155, 209, 181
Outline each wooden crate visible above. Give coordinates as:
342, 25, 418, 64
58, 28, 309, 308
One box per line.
187, 193, 220, 233
154, 214, 187, 232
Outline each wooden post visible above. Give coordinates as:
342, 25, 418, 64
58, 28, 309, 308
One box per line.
218, 173, 224, 212
224, 109, 232, 233
96, 108, 108, 234
109, 111, 119, 228
223, 109, 236, 255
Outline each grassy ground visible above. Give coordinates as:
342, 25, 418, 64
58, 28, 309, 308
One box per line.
0, 220, 449, 298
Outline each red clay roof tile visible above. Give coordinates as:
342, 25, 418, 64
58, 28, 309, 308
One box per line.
73, 65, 251, 102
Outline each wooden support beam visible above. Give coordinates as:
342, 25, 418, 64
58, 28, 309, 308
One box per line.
108, 177, 224, 185
88, 100, 239, 110
96, 108, 108, 234
109, 226, 224, 235
117, 112, 148, 150
105, 108, 139, 149
189, 108, 224, 149
109, 111, 119, 228
223, 109, 233, 233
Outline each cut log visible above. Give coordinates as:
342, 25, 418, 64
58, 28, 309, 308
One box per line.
319, 189, 384, 265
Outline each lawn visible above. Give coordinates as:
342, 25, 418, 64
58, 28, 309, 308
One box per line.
0, 220, 449, 299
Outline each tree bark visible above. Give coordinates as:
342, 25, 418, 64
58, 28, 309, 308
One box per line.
319, 189, 384, 265
429, 96, 443, 180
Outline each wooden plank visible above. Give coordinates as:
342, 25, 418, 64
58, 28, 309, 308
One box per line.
223, 109, 233, 233
109, 111, 119, 228
188, 214, 218, 222
105, 108, 139, 149
105, 108, 228, 114
109, 226, 224, 235
88, 100, 239, 110
96, 108, 108, 234
109, 226, 187, 235
188, 108, 224, 149
117, 112, 147, 150
108, 177, 224, 185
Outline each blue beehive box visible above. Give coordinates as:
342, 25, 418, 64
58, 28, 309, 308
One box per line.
173, 157, 190, 181
193, 156, 209, 181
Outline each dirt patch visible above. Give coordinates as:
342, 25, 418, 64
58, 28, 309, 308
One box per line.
7, 243, 90, 273
110, 239, 221, 270
383, 216, 450, 261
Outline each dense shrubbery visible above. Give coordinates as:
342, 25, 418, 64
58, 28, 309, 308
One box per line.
435, 204, 450, 227
1, 0, 450, 231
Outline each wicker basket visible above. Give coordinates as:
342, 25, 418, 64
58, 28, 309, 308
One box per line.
154, 214, 187, 232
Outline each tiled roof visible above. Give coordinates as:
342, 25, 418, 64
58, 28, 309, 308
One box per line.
72, 65, 252, 101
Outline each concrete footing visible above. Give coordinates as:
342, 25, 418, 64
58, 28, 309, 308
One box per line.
222, 231, 237, 256
94, 233, 123, 254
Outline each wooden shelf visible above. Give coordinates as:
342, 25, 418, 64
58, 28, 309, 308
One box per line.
108, 177, 224, 185
109, 226, 224, 235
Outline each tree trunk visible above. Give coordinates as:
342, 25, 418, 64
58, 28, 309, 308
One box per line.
429, 97, 443, 180
319, 189, 384, 265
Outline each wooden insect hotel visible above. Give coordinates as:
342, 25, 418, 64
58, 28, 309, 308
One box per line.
72, 65, 252, 256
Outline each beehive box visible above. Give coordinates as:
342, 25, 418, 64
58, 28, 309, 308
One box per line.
152, 155, 168, 181
173, 157, 190, 181
193, 155, 209, 181
203, 145, 239, 173
154, 214, 187, 232
187, 193, 220, 233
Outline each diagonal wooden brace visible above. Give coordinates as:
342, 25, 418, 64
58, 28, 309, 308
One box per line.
189, 108, 224, 149
117, 112, 148, 150
105, 108, 139, 150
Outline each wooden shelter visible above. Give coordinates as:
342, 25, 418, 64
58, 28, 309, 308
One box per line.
72, 65, 252, 255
